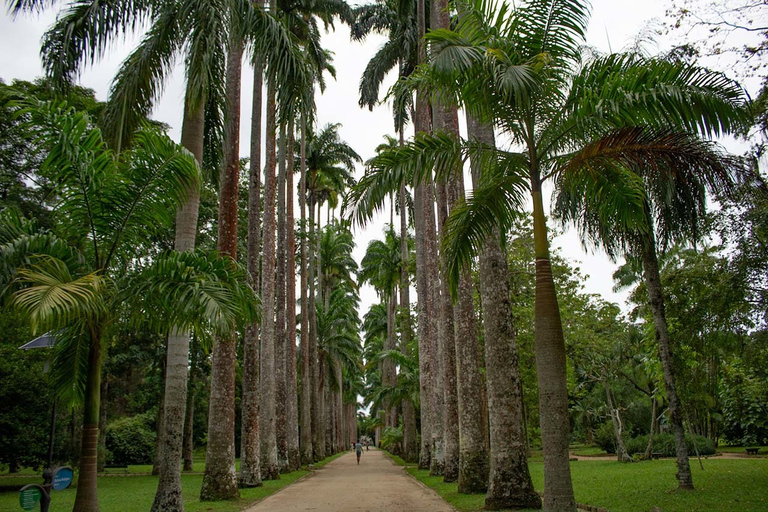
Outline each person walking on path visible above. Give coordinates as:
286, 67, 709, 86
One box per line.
355, 441, 363, 464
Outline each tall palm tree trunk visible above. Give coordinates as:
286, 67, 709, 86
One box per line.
639, 224, 693, 489
530, 170, 576, 512
240, 61, 264, 489
259, 76, 280, 481
414, 0, 433, 471
72, 329, 102, 512
152, 91, 205, 510
399, 184, 419, 463
201, 37, 243, 502
435, 179, 458, 482
335, 359, 344, 453
309, 196, 324, 460
276, 125, 288, 472
468, 116, 539, 509
182, 340, 197, 473
285, 120, 301, 471
300, 118, 314, 465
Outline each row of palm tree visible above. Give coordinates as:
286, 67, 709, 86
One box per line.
6, 1, 365, 511
346, 0, 749, 511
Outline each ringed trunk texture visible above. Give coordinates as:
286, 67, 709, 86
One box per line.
640, 228, 693, 489
259, 76, 280, 481
644, 396, 658, 461
299, 118, 313, 465
151, 92, 204, 509
285, 121, 301, 471
239, 61, 264, 489
468, 115, 539, 509
200, 38, 243, 502
72, 331, 102, 512
531, 182, 576, 512
276, 125, 288, 472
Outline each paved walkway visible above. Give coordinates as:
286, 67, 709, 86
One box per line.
245, 449, 454, 512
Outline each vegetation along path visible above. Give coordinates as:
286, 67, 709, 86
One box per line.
244, 449, 454, 512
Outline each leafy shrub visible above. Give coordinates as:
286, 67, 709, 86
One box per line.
624, 433, 715, 457
380, 426, 403, 451
105, 413, 156, 465
595, 422, 617, 454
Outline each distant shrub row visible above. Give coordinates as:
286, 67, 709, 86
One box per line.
595, 423, 714, 457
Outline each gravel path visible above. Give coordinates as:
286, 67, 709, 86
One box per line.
244, 449, 455, 512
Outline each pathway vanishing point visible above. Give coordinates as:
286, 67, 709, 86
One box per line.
244, 449, 455, 512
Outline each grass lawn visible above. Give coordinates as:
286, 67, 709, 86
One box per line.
389, 452, 768, 512
570, 446, 609, 457
0, 452, 345, 512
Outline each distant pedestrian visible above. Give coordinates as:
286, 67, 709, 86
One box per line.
355, 441, 363, 464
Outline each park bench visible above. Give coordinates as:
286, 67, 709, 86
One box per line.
745, 447, 759, 456
651, 452, 663, 460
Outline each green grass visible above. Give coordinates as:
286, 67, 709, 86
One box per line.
570, 446, 609, 457
392, 451, 768, 512
0, 453, 348, 512
717, 445, 768, 454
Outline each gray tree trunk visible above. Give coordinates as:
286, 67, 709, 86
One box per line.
309, 197, 324, 461
285, 120, 301, 471
299, 117, 314, 465
239, 60, 263, 489
467, 115, 539, 509
604, 382, 633, 463
414, 0, 433, 472
399, 184, 419, 464
639, 226, 693, 489
276, 124, 288, 472
259, 76, 280, 481
435, 179, 459, 482
200, 37, 243, 502
151, 91, 204, 511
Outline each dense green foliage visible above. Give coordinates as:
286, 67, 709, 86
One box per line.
105, 413, 157, 466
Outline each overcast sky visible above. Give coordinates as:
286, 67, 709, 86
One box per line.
1, 0, 677, 319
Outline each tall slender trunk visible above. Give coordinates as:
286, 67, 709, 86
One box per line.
259, 76, 280, 481
436, 105, 488, 493
276, 124, 288, 472
239, 61, 263, 489
285, 120, 300, 471
604, 381, 632, 463
152, 351, 166, 477
200, 37, 243, 502
182, 341, 196, 473
424, 182, 445, 475
467, 116, 539, 509
530, 166, 576, 512
639, 225, 693, 489
335, 359, 344, 453
72, 329, 102, 512
151, 90, 205, 510
300, 118, 314, 465
644, 395, 658, 460
399, 184, 419, 464
414, 0, 433, 472
385, 293, 398, 432
309, 196, 324, 460
435, 179, 459, 482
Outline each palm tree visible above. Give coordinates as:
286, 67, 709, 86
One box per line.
2, 103, 257, 512
466, 116, 540, 509
554, 130, 744, 483
9, 0, 308, 504
359, 226, 402, 437
353, 0, 747, 506
303, 123, 360, 457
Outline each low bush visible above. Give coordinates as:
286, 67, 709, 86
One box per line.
625, 433, 715, 457
595, 422, 617, 454
105, 413, 156, 465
